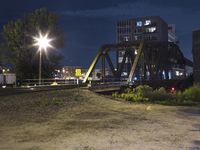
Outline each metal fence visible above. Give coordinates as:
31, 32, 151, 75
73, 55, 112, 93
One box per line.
21, 78, 81, 87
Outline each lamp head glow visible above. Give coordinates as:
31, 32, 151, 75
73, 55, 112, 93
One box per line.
33, 32, 53, 51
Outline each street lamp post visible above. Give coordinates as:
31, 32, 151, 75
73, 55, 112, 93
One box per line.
33, 32, 53, 86
39, 49, 42, 85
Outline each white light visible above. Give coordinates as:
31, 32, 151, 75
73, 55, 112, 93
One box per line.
135, 50, 138, 55
146, 27, 156, 33
144, 20, 151, 26
33, 32, 53, 51
136, 21, 142, 27
176, 71, 180, 76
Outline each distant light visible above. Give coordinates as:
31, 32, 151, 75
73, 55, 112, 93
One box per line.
135, 50, 138, 55
51, 82, 58, 86
136, 21, 142, 27
144, 20, 151, 26
171, 87, 176, 92
2, 69, 5, 73
2, 86, 6, 88
176, 71, 180, 76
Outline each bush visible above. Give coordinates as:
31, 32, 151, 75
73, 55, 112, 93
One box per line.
177, 86, 200, 102
112, 92, 119, 98
174, 91, 183, 103
112, 85, 200, 105
113, 85, 173, 103
114, 85, 152, 102
148, 87, 174, 101
135, 85, 153, 96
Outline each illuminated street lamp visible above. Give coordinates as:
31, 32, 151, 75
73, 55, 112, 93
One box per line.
33, 32, 53, 85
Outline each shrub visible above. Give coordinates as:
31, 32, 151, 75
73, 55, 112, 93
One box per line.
174, 91, 183, 103
112, 92, 119, 98
124, 88, 133, 94
113, 85, 174, 103
179, 86, 200, 102
112, 85, 200, 105
148, 87, 173, 101
113, 85, 152, 102
135, 85, 153, 96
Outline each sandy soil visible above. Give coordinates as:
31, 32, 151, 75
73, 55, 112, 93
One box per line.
0, 89, 199, 150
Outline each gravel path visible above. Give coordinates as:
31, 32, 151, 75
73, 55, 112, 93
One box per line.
0, 89, 199, 150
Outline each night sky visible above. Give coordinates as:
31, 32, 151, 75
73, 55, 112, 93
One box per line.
1, 0, 200, 68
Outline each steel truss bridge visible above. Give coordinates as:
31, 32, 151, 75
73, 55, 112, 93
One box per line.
83, 41, 192, 84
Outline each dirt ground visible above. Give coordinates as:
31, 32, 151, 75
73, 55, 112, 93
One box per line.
0, 89, 199, 150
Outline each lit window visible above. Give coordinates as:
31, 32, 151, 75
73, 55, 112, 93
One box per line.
134, 36, 138, 40
168, 71, 172, 80
144, 20, 151, 26
120, 51, 125, 56
124, 36, 129, 41
136, 21, 142, 27
146, 27, 156, 33
176, 71, 180, 76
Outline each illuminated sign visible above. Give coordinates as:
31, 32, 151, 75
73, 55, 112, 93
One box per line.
75, 69, 82, 77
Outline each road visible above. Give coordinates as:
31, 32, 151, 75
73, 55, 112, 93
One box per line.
0, 84, 78, 96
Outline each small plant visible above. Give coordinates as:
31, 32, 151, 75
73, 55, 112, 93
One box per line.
112, 92, 119, 98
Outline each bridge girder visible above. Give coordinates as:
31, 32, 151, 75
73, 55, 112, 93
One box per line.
83, 41, 187, 83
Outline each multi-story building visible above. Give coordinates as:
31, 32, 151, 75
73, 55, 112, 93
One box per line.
117, 16, 168, 43
116, 16, 189, 81
117, 16, 169, 67
192, 30, 200, 85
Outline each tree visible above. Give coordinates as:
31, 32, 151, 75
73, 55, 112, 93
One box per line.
3, 8, 64, 79
0, 43, 13, 67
